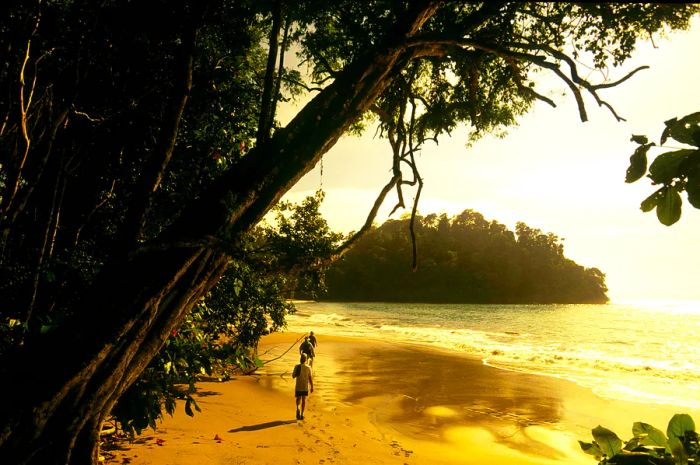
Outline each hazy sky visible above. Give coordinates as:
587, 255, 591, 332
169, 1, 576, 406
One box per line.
281, 18, 700, 303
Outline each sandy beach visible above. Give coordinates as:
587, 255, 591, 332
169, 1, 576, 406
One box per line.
107, 332, 698, 465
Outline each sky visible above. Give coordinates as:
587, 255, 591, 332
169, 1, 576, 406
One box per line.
280, 18, 700, 303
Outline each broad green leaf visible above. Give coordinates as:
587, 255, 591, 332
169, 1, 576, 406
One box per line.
648, 149, 694, 184
578, 441, 603, 457
667, 414, 695, 440
656, 187, 682, 226
668, 436, 688, 465
664, 112, 700, 147
164, 361, 172, 374
623, 436, 643, 451
626, 143, 653, 183
632, 422, 667, 448
592, 425, 622, 458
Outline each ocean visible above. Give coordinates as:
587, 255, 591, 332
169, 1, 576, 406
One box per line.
286, 300, 700, 410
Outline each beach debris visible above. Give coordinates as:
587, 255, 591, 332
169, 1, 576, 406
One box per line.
155, 438, 165, 446
214, 434, 224, 443
390, 440, 413, 458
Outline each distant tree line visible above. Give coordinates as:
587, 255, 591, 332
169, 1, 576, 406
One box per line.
322, 210, 608, 304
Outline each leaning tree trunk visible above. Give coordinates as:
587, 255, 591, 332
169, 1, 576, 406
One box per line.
0, 3, 440, 464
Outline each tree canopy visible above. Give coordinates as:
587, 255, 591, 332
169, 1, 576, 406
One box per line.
1, 2, 697, 464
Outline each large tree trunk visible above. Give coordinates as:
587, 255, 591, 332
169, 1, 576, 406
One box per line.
0, 3, 440, 464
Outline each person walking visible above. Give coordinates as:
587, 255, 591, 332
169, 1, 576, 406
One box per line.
292, 353, 314, 420
308, 331, 318, 348
299, 336, 315, 367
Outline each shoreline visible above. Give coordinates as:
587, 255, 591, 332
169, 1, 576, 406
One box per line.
112, 332, 699, 465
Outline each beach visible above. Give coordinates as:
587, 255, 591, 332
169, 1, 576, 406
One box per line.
107, 331, 697, 465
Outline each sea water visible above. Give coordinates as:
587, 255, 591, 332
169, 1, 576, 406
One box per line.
286, 300, 700, 410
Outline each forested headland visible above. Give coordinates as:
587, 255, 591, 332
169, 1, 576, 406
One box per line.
323, 210, 608, 304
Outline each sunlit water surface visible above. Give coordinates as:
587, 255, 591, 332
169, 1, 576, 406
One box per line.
286, 301, 700, 409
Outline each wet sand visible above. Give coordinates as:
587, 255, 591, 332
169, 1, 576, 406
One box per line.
112, 332, 699, 464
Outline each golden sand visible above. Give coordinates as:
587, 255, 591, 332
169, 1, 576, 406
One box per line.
108, 332, 698, 465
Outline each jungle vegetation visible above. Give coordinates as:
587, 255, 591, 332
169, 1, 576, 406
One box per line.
323, 210, 608, 303
1, 2, 697, 464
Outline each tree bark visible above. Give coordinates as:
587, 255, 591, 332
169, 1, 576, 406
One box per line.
256, 0, 282, 145
0, 2, 440, 464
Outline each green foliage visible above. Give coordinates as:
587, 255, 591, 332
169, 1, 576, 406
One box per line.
112, 193, 340, 435
580, 414, 699, 465
1, 1, 698, 460
626, 112, 700, 225
324, 210, 608, 304
263, 190, 344, 299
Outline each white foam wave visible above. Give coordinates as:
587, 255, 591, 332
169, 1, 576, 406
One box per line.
286, 302, 700, 409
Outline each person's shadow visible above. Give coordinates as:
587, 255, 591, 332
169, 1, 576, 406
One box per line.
228, 420, 296, 433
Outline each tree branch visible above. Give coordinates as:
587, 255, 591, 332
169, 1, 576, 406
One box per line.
256, 0, 282, 145
121, 19, 198, 247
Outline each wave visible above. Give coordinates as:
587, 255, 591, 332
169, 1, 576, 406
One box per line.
287, 301, 700, 409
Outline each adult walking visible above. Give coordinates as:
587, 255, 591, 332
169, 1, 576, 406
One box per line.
292, 353, 314, 420
299, 335, 315, 367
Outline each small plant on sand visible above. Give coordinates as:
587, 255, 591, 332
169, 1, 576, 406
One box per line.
579, 414, 699, 464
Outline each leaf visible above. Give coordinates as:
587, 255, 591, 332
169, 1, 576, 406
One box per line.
660, 121, 673, 146
656, 187, 682, 226
630, 134, 649, 144
622, 436, 643, 451
640, 189, 663, 213
40, 324, 56, 334
579, 440, 603, 457
632, 422, 668, 448
592, 425, 623, 458
686, 180, 700, 209
648, 149, 694, 184
682, 154, 700, 208
668, 436, 688, 465
625, 143, 653, 183
667, 414, 695, 440
233, 278, 243, 296
163, 361, 172, 374
185, 399, 194, 417
664, 112, 700, 147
